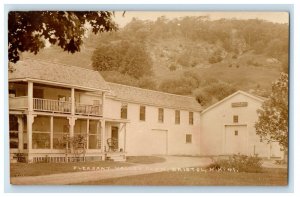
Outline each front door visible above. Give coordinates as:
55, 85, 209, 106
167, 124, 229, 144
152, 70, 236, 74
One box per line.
111, 126, 119, 150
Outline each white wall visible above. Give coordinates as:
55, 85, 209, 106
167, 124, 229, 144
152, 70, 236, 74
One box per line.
200, 92, 283, 158
104, 97, 201, 156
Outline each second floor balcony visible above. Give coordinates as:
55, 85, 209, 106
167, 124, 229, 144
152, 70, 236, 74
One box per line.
9, 96, 102, 116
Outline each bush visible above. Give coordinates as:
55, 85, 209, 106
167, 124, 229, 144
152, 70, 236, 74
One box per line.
208, 49, 223, 64
169, 64, 177, 71
207, 154, 263, 173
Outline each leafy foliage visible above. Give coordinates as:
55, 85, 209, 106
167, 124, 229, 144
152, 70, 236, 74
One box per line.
255, 73, 288, 149
159, 72, 199, 95
207, 155, 263, 173
193, 80, 237, 106
92, 40, 152, 79
8, 11, 117, 63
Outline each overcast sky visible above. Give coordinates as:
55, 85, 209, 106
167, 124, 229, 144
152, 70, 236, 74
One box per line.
114, 11, 289, 27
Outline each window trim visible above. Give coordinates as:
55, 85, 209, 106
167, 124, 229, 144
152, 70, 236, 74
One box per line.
186, 134, 192, 144
139, 105, 146, 121
189, 112, 194, 125
158, 108, 164, 123
234, 130, 238, 136
175, 110, 180, 124
233, 115, 239, 123
121, 103, 128, 119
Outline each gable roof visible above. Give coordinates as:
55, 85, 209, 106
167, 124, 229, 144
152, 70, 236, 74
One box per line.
201, 90, 266, 114
108, 82, 202, 111
9, 59, 110, 91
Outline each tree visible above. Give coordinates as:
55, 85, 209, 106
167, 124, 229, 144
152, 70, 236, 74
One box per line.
255, 73, 288, 150
92, 40, 152, 79
8, 11, 117, 63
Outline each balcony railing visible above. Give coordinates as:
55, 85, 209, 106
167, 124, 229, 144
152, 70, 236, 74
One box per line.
9, 96, 28, 109
10, 97, 102, 116
75, 103, 102, 116
33, 98, 71, 113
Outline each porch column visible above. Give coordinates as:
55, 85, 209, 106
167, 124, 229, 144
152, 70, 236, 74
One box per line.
68, 117, 76, 138
27, 81, 34, 152
71, 88, 75, 115
123, 123, 127, 152
102, 92, 106, 116
100, 120, 106, 153
28, 81, 33, 111
86, 119, 89, 150
17, 116, 23, 151
50, 116, 53, 149
26, 114, 35, 151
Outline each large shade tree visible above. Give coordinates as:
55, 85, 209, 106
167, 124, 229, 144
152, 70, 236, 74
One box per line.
255, 73, 289, 151
8, 11, 118, 63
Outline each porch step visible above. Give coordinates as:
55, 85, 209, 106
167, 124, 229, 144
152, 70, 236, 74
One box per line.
106, 153, 126, 162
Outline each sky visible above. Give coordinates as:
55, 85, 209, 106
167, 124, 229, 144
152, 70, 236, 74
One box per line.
113, 11, 289, 27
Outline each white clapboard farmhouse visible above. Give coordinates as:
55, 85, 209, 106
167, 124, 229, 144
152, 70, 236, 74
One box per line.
8, 59, 283, 163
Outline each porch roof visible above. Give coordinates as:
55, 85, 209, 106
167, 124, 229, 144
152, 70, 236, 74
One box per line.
9, 59, 110, 91
107, 82, 202, 111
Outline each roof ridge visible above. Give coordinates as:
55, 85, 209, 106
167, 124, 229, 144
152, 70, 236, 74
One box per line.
201, 90, 265, 114
21, 57, 99, 73
107, 82, 197, 99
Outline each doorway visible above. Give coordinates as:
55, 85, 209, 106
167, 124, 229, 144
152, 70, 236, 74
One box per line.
111, 126, 119, 150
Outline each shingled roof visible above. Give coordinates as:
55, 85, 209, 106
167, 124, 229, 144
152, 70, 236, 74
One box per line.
9, 59, 110, 91
108, 82, 202, 111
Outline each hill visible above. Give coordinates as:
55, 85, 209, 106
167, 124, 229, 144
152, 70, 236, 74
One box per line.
21, 17, 288, 107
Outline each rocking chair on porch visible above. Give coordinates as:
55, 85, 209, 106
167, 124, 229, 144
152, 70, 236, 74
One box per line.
107, 138, 118, 152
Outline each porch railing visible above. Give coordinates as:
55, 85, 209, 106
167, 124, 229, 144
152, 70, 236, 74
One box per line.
33, 98, 71, 113
75, 103, 102, 116
11, 97, 102, 116
9, 96, 28, 109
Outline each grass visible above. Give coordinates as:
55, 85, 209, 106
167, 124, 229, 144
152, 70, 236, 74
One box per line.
126, 156, 166, 164
10, 160, 133, 177
78, 168, 288, 186
10, 156, 165, 177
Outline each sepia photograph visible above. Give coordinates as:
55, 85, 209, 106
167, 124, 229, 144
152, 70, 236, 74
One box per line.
7, 10, 289, 186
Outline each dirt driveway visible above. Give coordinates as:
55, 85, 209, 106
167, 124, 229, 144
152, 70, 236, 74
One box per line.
11, 156, 212, 185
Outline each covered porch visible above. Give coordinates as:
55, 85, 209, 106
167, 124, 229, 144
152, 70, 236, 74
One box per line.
9, 113, 128, 163
9, 81, 104, 116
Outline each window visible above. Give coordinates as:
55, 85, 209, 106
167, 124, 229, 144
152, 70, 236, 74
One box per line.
175, 110, 180, 124
234, 130, 238, 136
121, 104, 128, 119
53, 117, 69, 149
158, 108, 164, 123
189, 112, 194, 125
93, 100, 100, 105
88, 120, 100, 149
186, 134, 192, 143
140, 106, 146, 121
32, 116, 51, 149
233, 115, 239, 123
9, 115, 19, 149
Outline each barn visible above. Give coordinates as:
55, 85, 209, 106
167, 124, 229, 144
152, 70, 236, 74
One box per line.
200, 90, 284, 159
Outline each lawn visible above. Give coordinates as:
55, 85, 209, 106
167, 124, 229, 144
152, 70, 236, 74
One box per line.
78, 168, 288, 186
126, 156, 166, 164
10, 160, 133, 177
10, 156, 166, 177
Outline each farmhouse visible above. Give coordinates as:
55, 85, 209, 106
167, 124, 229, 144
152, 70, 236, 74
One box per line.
8, 59, 283, 163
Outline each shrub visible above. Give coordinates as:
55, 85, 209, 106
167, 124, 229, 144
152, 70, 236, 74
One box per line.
169, 64, 177, 71
207, 154, 263, 173
208, 49, 223, 64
